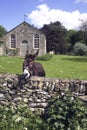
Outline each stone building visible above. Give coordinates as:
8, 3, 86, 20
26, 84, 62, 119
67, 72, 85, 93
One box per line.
0, 37, 5, 56
4, 21, 46, 56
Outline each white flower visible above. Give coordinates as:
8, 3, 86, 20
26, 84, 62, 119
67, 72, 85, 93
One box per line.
71, 97, 74, 100
61, 92, 65, 96
15, 117, 21, 122
23, 127, 28, 130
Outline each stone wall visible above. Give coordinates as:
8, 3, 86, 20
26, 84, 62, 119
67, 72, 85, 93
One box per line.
0, 74, 87, 114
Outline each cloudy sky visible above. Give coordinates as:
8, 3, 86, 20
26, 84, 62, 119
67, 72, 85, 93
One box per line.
0, 0, 87, 31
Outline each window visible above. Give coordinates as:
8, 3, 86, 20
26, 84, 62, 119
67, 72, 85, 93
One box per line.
22, 40, 28, 44
11, 34, 16, 48
34, 34, 39, 49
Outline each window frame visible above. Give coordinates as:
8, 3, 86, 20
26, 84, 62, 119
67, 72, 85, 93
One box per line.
11, 34, 16, 48
22, 40, 28, 45
33, 34, 39, 49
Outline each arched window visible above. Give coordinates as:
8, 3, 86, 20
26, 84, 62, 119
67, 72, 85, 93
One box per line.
11, 34, 16, 48
34, 34, 39, 49
22, 40, 28, 44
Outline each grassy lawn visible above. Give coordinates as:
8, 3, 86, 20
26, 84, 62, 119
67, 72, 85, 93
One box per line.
0, 55, 87, 80
0, 56, 23, 74
43, 55, 87, 80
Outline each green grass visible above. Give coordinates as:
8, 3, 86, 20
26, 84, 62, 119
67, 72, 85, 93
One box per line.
0, 55, 87, 80
43, 55, 87, 80
0, 56, 23, 74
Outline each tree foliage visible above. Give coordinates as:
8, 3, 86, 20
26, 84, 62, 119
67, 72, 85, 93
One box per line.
40, 21, 67, 54
66, 30, 83, 52
0, 25, 7, 38
73, 42, 87, 56
79, 20, 87, 45
40, 20, 87, 54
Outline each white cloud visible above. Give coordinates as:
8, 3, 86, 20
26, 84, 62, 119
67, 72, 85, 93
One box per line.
27, 4, 87, 30
75, 0, 87, 3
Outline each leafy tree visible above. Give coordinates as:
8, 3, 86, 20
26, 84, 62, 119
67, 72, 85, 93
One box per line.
40, 21, 67, 54
66, 30, 83, 52
0, 25, 7, 38
73, 42, 87, 56
43, 91, 87, 130
0, 25, 7, 45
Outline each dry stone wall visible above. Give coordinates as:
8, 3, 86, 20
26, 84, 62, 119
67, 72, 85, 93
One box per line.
0, 74, 87, 114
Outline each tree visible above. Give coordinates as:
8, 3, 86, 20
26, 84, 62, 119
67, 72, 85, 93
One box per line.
73, 42, 87, 56
66, 30, 83, 52
0, 25, 7, 38
79, 19, 87, 45
0, 25, 7, 44
40, 21, 67, 54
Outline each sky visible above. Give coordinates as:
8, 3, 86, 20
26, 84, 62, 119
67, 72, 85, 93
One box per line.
0, 0, 87, 31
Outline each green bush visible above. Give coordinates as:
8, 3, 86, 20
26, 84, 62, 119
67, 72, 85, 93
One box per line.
0, 104, 46, 130
43, 91, 87, 130
36, 53, 53, 61
73, 42, 87, 56
0, 93, 87, 130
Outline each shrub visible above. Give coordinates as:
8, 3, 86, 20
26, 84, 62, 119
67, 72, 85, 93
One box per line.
43, 91, 87, 130
0, 93, 87, 130
0, 104, 46, 130
36, 53, 53, 61
73, 42, 87, 56
6, 48, 19, 56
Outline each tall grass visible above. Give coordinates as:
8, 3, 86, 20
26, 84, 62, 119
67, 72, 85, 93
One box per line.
0, 55, 87, 79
